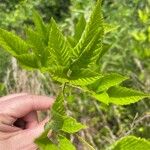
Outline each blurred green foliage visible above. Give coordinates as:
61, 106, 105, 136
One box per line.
131, 6, 150, 59
0, 83, 5, 96
0, 0, 70, 29
0, 0, 70, 83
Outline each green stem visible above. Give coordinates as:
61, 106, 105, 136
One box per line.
76, 134, 95, 150
62, 82, 67, 96
62, 82, 68, 114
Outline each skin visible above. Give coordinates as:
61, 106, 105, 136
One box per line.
0, 93, 54, 150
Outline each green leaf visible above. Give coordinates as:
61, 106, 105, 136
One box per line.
0, 28, 29, 55
110, 136, 150, 150
52, 76, 68, 84
62, 116, 87, 133
72, 84, 109, 104
84, 73, 127, 105
88, 73, 128, 92
32, 11, 47, 40
35, 129, 58, 150
26, 28, 50, 67
92, 91, 110, 104
49, 92, 65, 131
58, 135, 76, 150
52, 68, 101, 86
67, 36, 77, 47
48, 18, 73, 67
98, 42, 111, 60
52, 92, 65, 116
107, 86, 150, 105
71, 29, 103, 70
69, 69, 102, 86
48, 113, 64, 132
68, 15, 86, 48
74, 14, 86, 43
69, 75, 100, 86
49, 93, 86, 133
26, 28, 45, 53
16, 53, 40, 69
46, 66, 68, 83
27, 14, 51, 67
73, 0, 103, 65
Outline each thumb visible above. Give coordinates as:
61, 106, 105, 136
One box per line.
14, 118, 49, 149
29, 118, 49, 140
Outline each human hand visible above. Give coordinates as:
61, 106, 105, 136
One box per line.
0, 93, 54, 150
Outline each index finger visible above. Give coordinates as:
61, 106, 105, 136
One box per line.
0, 94, 54, 118
0, 93, 28, 102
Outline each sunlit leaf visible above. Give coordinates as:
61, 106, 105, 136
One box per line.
110, 136, 150, 150
107, 86, 150, 105
62, 116, 87, 133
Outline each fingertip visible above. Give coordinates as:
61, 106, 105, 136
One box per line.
29, 95, 55, 111
0, 94, 55, 119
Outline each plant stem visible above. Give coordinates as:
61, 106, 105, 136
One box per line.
62, 82, 69, 115
76, 134, 95, 150
62, 82, 67, 96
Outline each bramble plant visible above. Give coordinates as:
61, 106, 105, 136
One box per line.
0, 0, 150, 149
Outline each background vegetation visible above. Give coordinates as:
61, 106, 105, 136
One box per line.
0, 0, 150, 149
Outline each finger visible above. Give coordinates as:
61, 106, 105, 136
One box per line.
0, 94, 54, 119
15, 118, 49, 149
29, 117, 49, 139
0, 114, 21, 132
13, 111, 38, 129
23, 111, 38, 129
0, 93, 28, 103
0, 123, 21, 132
